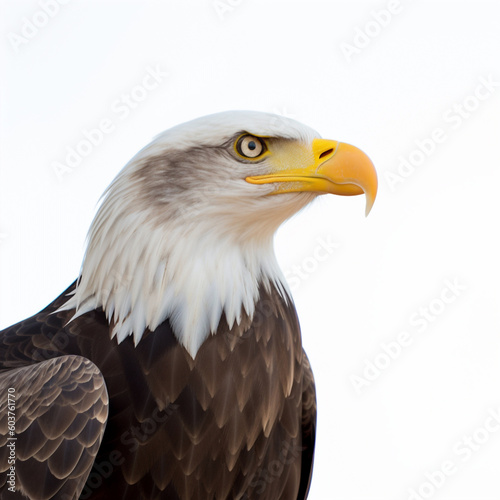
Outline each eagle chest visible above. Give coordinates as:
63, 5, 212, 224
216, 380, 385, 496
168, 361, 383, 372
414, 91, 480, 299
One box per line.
87, 290, 304, 498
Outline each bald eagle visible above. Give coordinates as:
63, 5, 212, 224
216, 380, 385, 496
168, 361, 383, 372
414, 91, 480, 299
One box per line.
0, 111, 377, 499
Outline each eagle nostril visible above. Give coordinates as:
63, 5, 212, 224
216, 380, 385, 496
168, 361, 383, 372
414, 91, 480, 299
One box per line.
319, 148, 334, 159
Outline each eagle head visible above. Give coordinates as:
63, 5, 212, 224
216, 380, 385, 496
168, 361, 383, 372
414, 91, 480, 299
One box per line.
59, 111, 377, 356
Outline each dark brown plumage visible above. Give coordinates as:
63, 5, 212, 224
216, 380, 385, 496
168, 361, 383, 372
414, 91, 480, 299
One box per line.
0, 281, 316, 499
0, 110, 377, 499
0, 354, 108, 499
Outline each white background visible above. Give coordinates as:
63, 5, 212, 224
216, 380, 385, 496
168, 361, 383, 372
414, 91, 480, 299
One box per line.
1, 1, 500, 499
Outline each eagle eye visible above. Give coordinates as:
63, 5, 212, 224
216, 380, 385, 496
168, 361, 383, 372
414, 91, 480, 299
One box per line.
235, 135, 266, 159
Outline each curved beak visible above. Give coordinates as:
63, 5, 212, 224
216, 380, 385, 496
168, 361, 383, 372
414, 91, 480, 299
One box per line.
246, 139, 378, 216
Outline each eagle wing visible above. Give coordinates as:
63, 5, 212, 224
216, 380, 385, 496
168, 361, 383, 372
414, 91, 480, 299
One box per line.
0, 355, 108, 500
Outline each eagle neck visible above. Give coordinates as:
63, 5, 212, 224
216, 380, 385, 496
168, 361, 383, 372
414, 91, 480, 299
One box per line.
59, 214, 290, 358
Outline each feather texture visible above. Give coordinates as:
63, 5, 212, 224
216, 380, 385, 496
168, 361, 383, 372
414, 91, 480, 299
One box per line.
1, 111, 320, 499
0, 281, 316, 499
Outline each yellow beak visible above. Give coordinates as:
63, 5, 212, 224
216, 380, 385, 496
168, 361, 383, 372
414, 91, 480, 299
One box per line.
245, 138, 378, 216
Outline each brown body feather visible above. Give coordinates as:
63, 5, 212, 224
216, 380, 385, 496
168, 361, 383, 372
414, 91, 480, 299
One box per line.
0, 281, 316, 499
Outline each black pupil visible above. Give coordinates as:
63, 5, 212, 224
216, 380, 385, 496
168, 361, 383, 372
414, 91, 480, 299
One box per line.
248, 141, 257, 151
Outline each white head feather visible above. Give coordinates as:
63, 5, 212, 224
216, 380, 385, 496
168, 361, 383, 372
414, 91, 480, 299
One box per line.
58, 111, 320, 357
